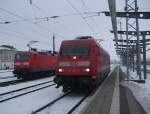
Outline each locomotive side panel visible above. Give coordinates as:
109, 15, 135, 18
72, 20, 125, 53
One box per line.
13, 51, 57, 79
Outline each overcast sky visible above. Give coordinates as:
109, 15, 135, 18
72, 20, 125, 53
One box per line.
0, 0, 150, 60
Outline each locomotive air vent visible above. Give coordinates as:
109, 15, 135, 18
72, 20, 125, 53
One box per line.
76, 36, 93, 40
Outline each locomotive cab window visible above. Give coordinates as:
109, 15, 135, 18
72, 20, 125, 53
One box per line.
60, 45, 90, 56
15, 54, 29, 60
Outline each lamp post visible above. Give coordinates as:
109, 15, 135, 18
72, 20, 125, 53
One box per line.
50, 16, 60, 53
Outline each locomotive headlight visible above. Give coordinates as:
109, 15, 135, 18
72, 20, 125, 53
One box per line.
58, 68, 63, 72
85, 68, 90, 72
73, 56, 77, 60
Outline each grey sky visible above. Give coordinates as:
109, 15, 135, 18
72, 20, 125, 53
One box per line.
0, 0, 149, 60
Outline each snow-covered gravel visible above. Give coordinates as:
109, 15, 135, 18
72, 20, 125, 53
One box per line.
0, 81, 54, 102
0, 77, 54, 94
0, 86, 63, 114
0, 77, 17, 83
0, 70, 13, 77
0, 70, 16, 82
38, 93, 84, 114
0, 70, 13, 73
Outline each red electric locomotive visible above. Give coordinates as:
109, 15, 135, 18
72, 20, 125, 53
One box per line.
13, 50, 58, 79
54, 36, 110, 92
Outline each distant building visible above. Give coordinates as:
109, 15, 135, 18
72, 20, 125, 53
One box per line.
0, 45, 16, 70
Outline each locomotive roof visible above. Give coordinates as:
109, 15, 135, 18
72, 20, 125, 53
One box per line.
62, 38, 96, 45
16, 50, 56, 55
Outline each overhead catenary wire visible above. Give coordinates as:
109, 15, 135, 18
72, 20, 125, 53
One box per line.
54, 20, 77, 36
0, 12, 99, 24
81, 0, 87, 12
0, 29, 47, 45
0, 7, 64, 38
65, 0, 97, 35
80, 0, 102, 36
26, 1, 70, 38
0, 31, 50, 50
0, 25, 50, 46
29, 1, 48, 16
0, 8, 57, 49
27, 1, 76, 38
0, 3, 102, 37
0, 8, 51, 39
0, 7, 66, 49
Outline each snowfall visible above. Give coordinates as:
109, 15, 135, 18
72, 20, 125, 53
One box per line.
0, 65, 149, 114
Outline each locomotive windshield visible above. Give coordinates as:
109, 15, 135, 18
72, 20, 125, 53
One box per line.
15, 54, 29, 60
60, 45, 90, 56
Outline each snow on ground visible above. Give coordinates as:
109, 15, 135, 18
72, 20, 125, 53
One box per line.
0, 77, 17, 83
71, 93, 94, 114
0, 65, 116, 114
120, 65, 139, 79
0, 86, 63, 114
0, 70, 16, 83
120, 65, 150, 114
0, 69, 13, 73
0, 70, 14, 78
38, 93, 84, 114
0, 76, 54, 94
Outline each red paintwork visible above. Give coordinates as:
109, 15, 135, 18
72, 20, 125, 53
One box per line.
14, 51, 57, 69
14, 51, 58, 78
56, 37, 110, 86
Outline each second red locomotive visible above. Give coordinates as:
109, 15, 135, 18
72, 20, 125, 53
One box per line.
54, 36, 110, 92
13, 50, 58, 79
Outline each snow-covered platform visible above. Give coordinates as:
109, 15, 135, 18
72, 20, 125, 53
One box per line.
79, 66, 119, 114
79, 66, 147, 114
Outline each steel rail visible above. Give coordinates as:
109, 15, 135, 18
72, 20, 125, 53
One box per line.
31, 92, 71, 114
0, 83, 55, 103
0, 79, 23, 87
66, 91, 91, 114
0, 80, 53, 96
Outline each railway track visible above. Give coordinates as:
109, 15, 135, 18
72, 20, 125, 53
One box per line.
0, 70, 13, 73
31, 92, 71, 114
0, 79, 23, 87
31, 91, 91, 114
0, 76, 15, 79
66, 91, 91, 114
0, 80, 55, 103
0, 76, 54, 87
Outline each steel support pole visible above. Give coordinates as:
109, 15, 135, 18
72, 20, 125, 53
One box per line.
143, 35, 147, 79
135, 0, 141, 79
133, 55, 135, 72
53, 35, 55, 53
125, 0, 129, 78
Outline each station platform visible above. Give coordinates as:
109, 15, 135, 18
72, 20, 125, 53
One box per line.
79, 66, 146, 114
